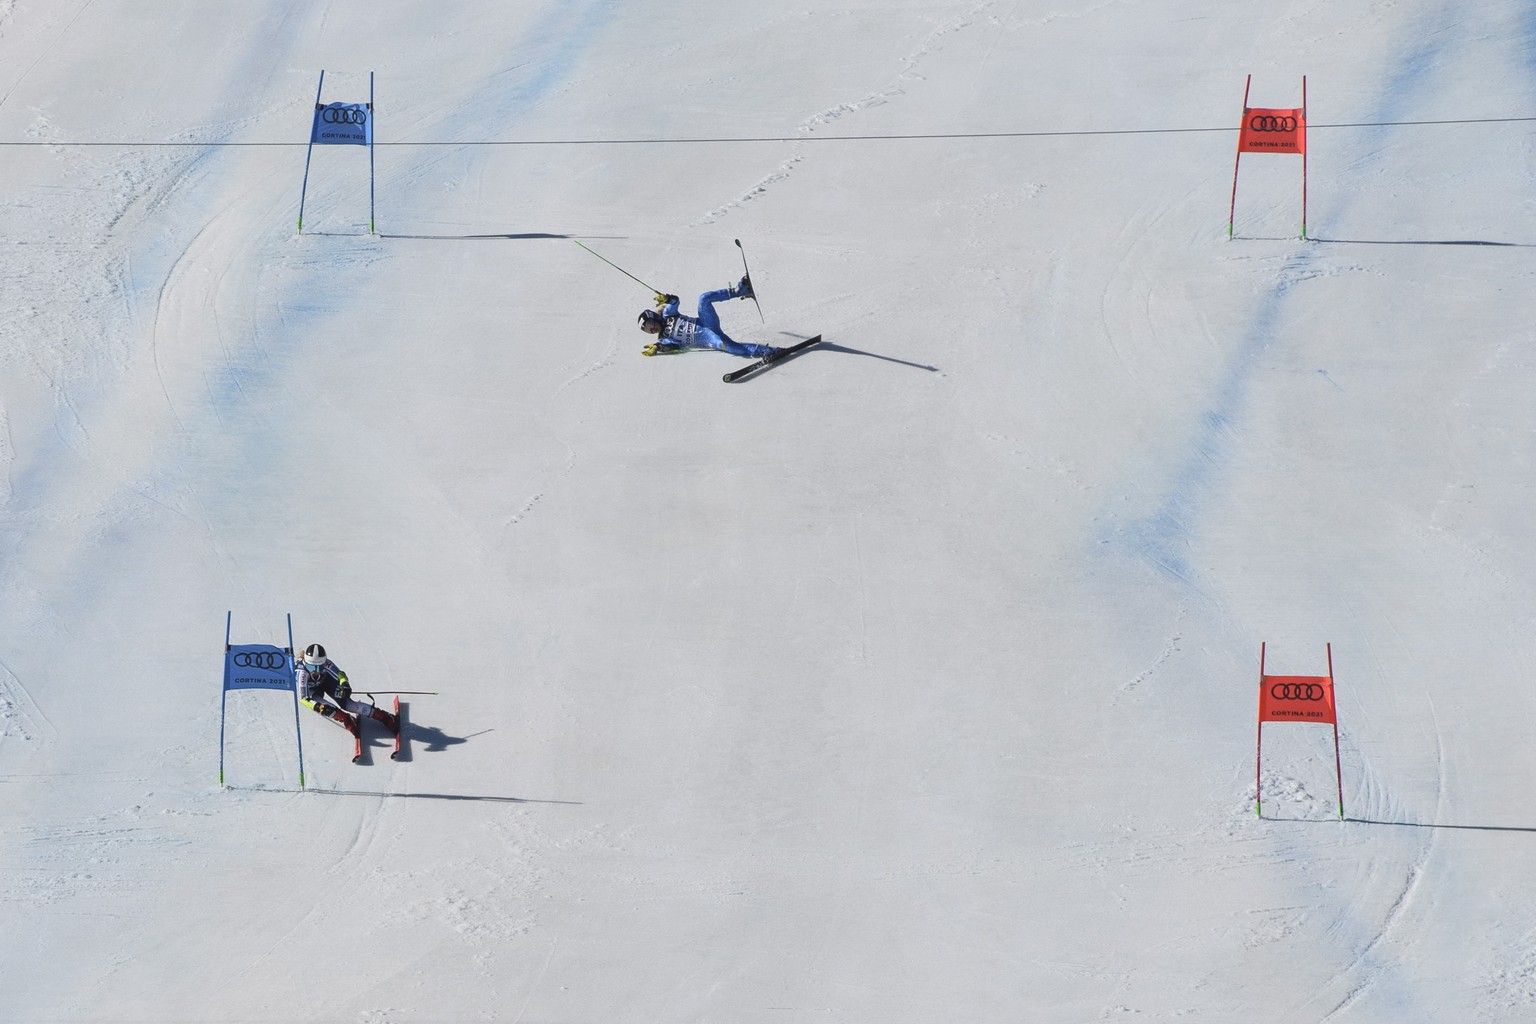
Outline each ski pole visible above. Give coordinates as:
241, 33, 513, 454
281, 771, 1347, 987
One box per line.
359, 690, 438, 696
574, 241, 663, 295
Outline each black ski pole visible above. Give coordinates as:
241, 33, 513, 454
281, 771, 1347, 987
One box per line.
735, 238, 764, 322
575, 241, 664, 295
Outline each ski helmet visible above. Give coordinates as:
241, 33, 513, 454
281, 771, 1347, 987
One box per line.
637, 309, 663, 333
302, 643, 327, 670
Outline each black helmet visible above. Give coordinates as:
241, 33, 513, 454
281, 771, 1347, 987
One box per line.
302, 643, 327, 670
637, 309, 663, 332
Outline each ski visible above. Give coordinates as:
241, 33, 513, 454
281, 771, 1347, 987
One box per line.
391, 697, 403, 761
734, 239, 764, 323
723, 336, 821, 383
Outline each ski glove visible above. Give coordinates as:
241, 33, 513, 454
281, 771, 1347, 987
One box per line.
655, 293, 678, 308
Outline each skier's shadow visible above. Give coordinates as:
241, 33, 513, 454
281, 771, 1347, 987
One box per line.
781, 336, 939, 373
353, 702, 482, 764
385, 721, 486, 764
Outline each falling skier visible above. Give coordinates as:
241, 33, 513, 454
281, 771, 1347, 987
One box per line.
297, 643, 397, 735
638, 277, 782, 360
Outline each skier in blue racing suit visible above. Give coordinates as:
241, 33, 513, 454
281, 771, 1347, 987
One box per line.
638, 277, 780, 360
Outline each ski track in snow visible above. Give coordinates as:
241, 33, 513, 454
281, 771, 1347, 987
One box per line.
695, 1, 1005, 226
0, 0, 94, 116
1104, 7, 1472, 588
0, 656, 55, 747
1310, 675, 1448, 1021
7, 805, 193, 911
0, 399, 15, 502
1091, 2, 1469, 1015
1119, 615, 1183, 695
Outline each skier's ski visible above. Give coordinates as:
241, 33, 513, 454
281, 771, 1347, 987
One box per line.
734, 239, 764, 323
723, 336, 821, 383
391, 697, 403, 761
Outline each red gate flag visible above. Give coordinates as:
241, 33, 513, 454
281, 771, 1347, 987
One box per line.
1255, 643, 1343, 819
1228, 76, 1308, 238
1259, 673, 1335, 723
1238, 107, 1306, 154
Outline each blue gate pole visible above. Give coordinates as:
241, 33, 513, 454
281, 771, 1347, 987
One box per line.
297, 70, 325, 233
368, 71, 376, 234
219, 611, 231, 786
288, 614, 305, 790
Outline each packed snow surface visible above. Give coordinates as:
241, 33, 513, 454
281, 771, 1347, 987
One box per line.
5, 2, 1536, 1021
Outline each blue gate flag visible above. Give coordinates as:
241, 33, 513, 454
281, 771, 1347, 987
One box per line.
223, 644, 295, 692
220, 614, 305, 788
311, 102, 372, 145
298, 71, 377, 233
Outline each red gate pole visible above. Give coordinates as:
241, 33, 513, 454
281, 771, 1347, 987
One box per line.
1300, 75, 1309, 239
1255, 641, 1266, 817
1228, 75, 1252, 239
1328, 642, 1344, 819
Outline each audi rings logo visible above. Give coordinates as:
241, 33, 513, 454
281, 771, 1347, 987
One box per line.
322, 107, 368, 125
233, 651, 286, 670
1248, 114, 1298, 133
1270, 682, 1326, 701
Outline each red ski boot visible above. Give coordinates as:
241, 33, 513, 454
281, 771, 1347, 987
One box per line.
369, 704, 399, 733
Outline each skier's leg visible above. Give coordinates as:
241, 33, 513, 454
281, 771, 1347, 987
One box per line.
303, 696, 345, 719
699, 288, 773, 359
303, 698, 360, 735
716, 333, 779, 360
695, 288, 734, 333
342, 696, 399, 731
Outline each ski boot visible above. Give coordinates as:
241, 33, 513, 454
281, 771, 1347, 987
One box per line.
369, 704, 400, 733
736, 274, 753, 300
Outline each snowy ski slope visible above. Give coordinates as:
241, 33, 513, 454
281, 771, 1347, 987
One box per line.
5, 1, 1536, 1020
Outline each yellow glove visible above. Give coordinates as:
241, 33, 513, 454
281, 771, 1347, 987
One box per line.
654, 293, 678, 308
642, 343, 660, 357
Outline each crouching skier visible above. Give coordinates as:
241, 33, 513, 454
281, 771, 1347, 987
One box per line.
638, 277, 781, 360
297, 643, 397, 747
